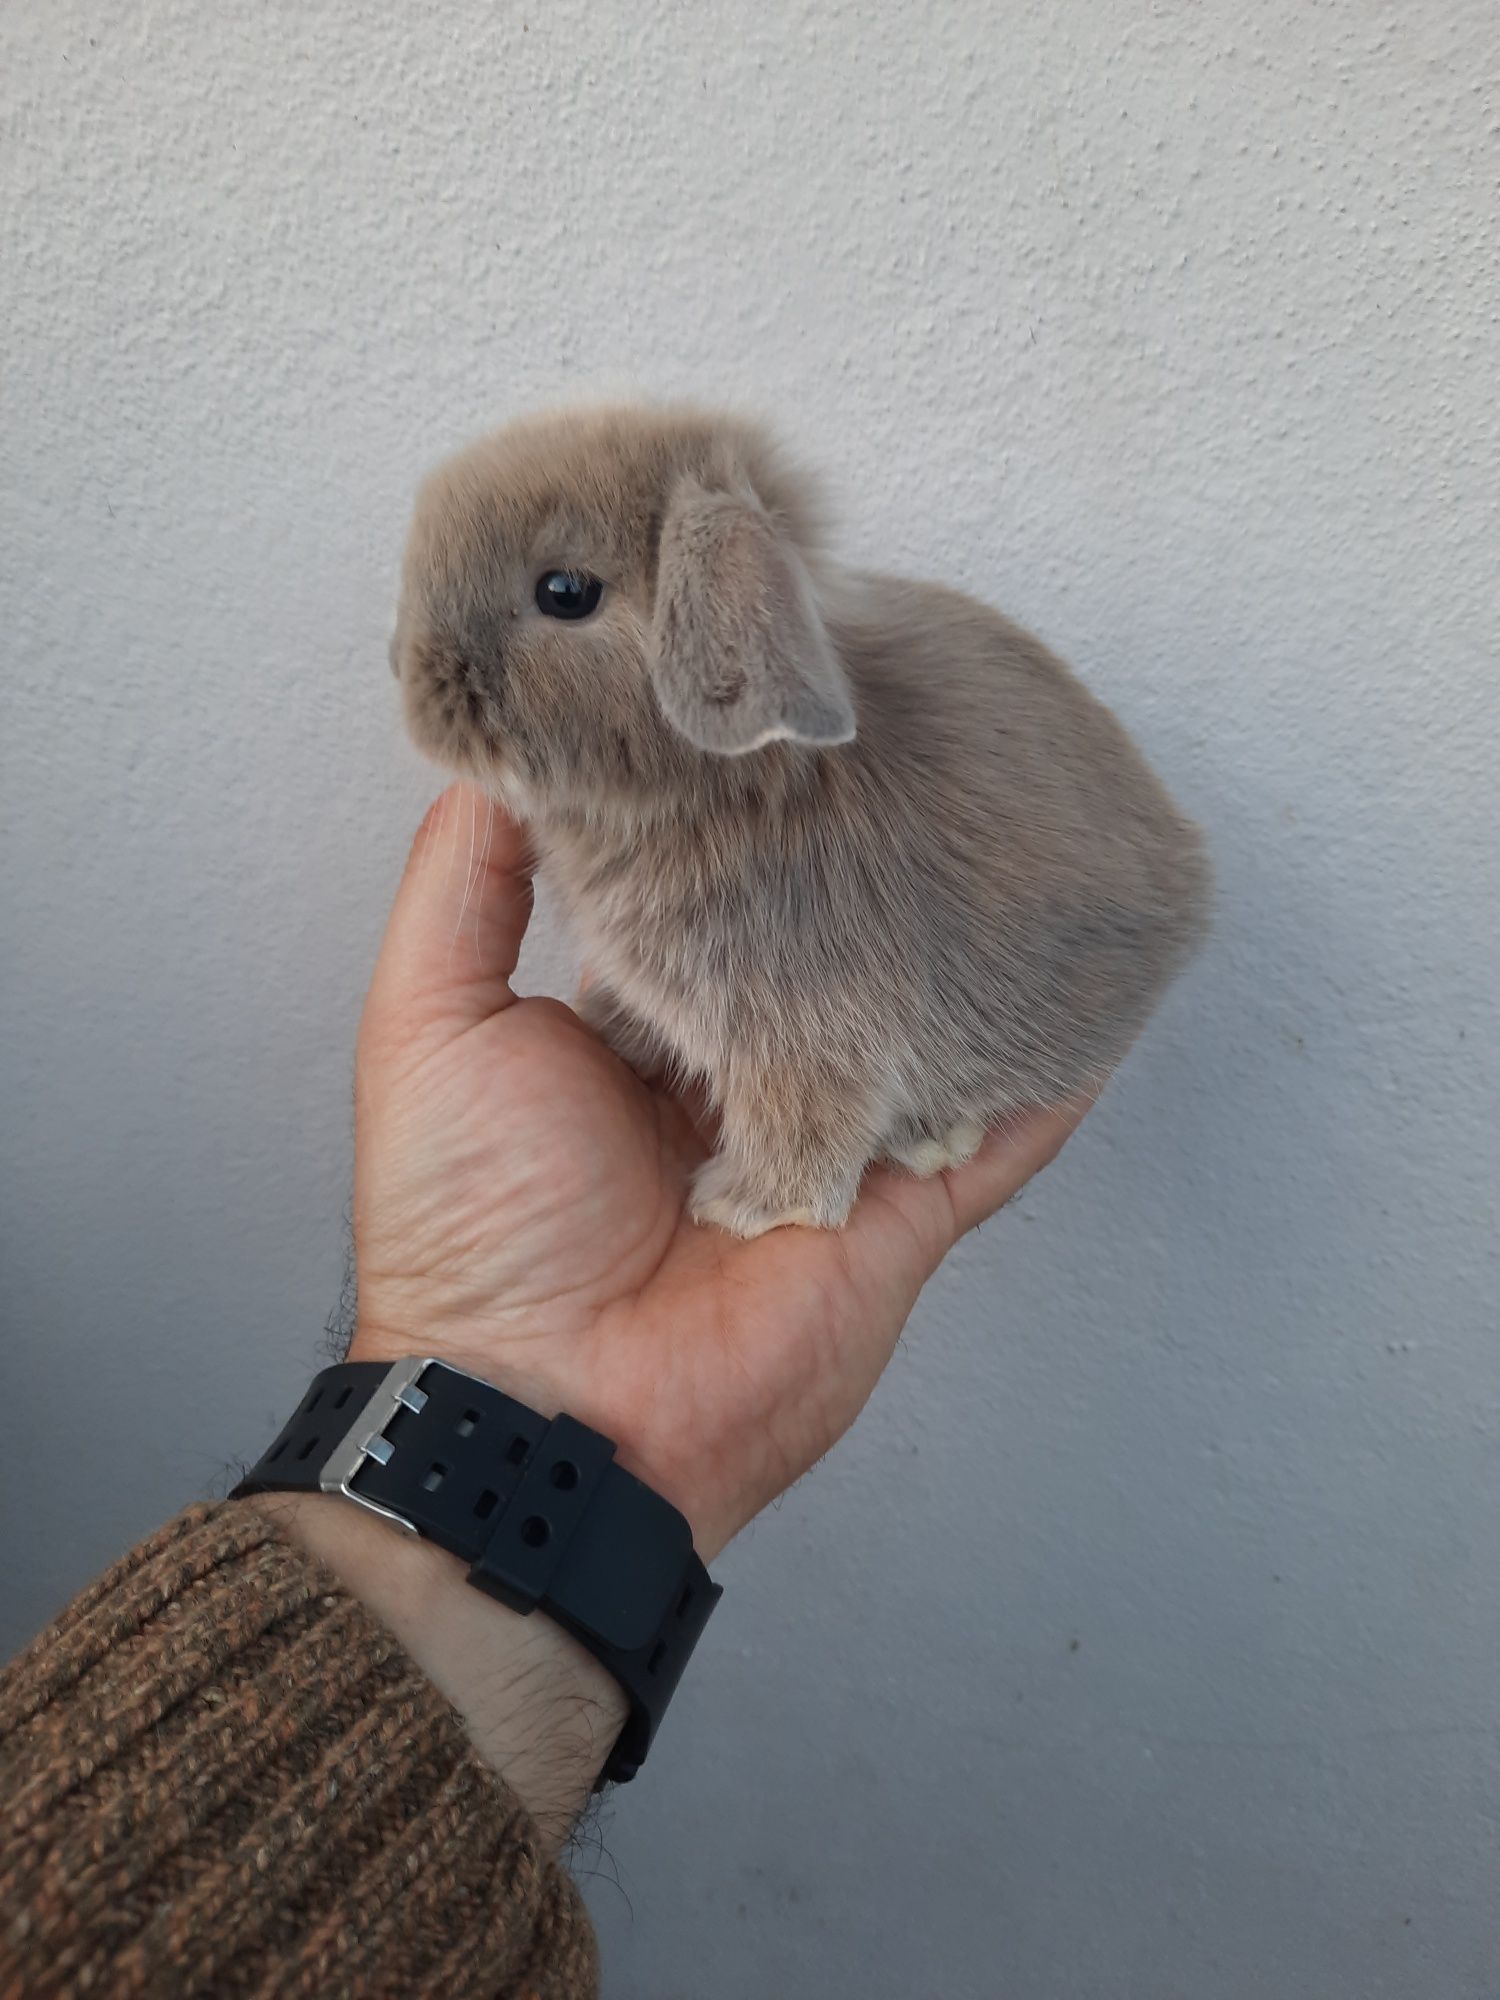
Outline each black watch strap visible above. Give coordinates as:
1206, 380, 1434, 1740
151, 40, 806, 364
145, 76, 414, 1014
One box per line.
235, 1358, 721, 1784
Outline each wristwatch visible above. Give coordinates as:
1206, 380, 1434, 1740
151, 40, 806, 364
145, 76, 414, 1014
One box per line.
236, 1357, 722, 1784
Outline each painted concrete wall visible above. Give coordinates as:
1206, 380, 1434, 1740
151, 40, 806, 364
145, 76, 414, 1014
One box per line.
4, 4, 1497, 1994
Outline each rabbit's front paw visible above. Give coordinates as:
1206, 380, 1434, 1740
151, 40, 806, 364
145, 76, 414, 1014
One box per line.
886, 1116, 986, 1177
690, 1153, 850, 1239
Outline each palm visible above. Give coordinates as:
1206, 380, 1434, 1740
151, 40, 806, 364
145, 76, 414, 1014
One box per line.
351, 790, 1084, 1557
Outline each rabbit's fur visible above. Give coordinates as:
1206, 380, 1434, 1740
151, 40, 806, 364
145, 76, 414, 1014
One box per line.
393, 403, 1210, 1237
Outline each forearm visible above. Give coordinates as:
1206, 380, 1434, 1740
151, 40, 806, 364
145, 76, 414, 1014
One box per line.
0, 1501, 601, 2000
268, 1491, 629, 1845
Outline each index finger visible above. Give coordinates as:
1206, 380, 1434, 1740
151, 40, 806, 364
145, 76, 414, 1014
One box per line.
940, 1093, 1097, 1239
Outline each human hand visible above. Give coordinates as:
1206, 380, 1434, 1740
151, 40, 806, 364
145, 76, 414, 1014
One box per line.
349, 784, 1091, 1559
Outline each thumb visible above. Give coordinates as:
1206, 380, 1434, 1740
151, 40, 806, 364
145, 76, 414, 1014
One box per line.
360, 785, 534, 1052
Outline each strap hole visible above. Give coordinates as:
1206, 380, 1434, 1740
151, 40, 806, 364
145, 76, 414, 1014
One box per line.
474, 1489, 499, 1520
456, 1408, 480, 1438
334, 1386, 353, 1409
549, 1460, 579, 1491
266, 1441, 285, 1463
296, 1436, 320, 1462
306, 1391, 321, 1413
421, 1462, 449, 1493
520, 1515, 550, 1549
506, 1436, 529, 1467
676, 1587, 694, 1618
647, 1642, 668, 1675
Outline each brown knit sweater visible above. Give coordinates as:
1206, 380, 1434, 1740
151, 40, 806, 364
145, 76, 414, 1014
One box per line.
0, 1502, 599, 1999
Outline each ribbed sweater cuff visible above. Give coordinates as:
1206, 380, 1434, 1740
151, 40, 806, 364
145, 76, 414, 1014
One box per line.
0, 1500, 599, 1999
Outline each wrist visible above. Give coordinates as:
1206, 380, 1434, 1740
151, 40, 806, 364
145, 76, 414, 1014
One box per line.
263, 1490, 628, 1847
348, 1322, 746, 1559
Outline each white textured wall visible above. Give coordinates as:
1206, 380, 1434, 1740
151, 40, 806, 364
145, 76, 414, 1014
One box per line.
4, 3, 1498, 1994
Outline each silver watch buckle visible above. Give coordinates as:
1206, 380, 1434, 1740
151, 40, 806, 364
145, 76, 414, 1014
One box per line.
318, 1357, 434, 1533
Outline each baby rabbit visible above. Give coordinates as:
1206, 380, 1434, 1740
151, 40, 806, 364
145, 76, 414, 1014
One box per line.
392, 403, 1209, 1238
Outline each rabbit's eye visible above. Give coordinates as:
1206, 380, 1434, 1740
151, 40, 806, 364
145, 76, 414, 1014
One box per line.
535, 571, 604, 621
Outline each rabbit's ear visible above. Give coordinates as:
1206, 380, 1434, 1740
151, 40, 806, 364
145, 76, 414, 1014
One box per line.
648, 478, 855, 755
